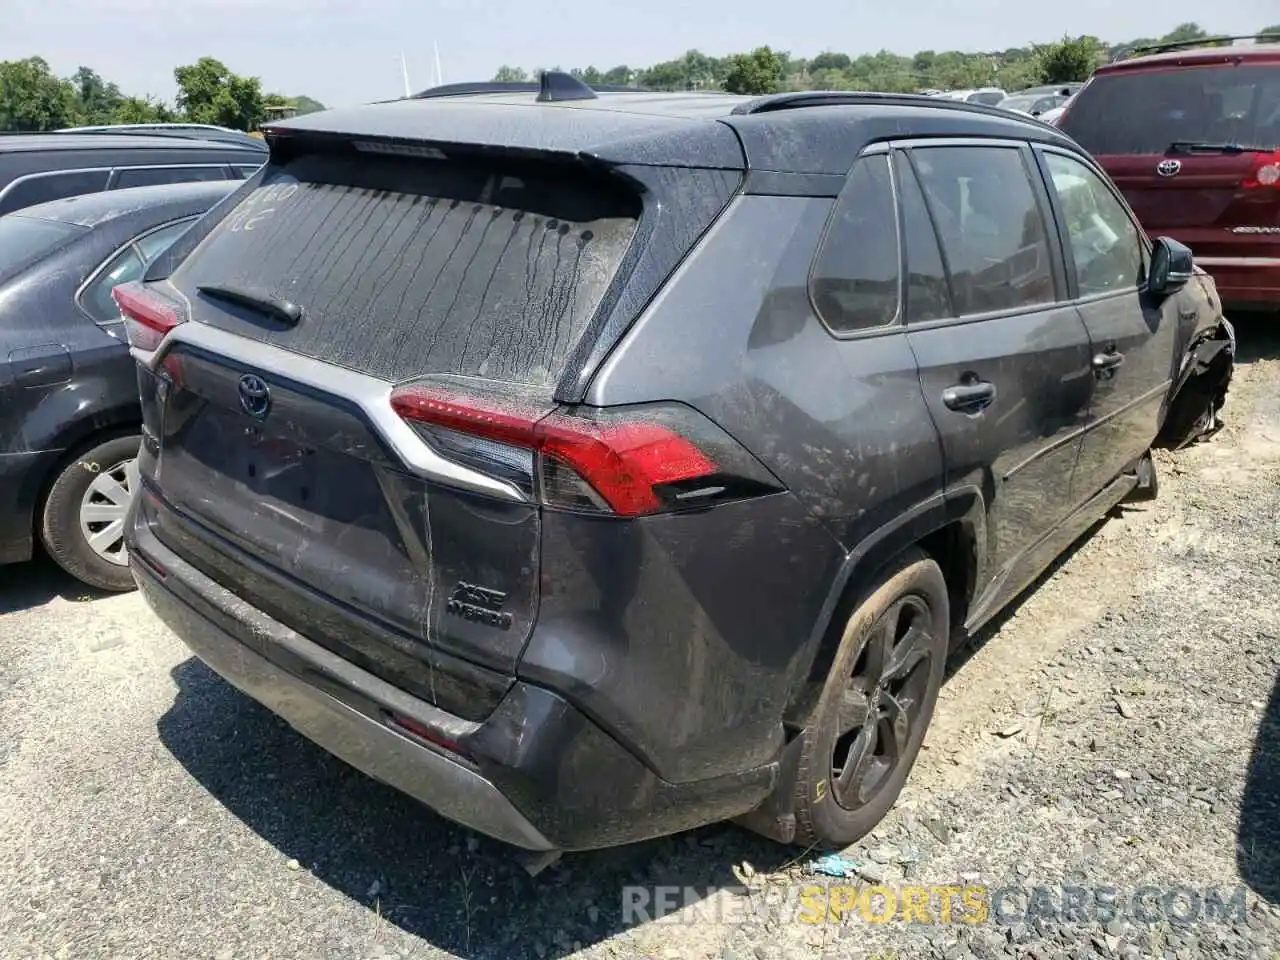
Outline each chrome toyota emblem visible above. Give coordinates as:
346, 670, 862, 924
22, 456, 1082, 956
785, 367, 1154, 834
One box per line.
1156, 159, 1182, 177
238, 373, 271, 419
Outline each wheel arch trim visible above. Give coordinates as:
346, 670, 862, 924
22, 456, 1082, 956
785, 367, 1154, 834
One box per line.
792, 485, 989, 708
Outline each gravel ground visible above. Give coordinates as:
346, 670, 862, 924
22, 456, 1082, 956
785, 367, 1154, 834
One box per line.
1, 319, 1277, 960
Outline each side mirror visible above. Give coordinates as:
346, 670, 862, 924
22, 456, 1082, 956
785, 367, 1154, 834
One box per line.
1148, 236, 1194, 296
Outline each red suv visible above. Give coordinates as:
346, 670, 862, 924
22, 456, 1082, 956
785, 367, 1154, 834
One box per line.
1059, 41, 1280, 311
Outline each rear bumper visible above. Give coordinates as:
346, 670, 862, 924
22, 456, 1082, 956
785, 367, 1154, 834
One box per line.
128, 493, 777, 851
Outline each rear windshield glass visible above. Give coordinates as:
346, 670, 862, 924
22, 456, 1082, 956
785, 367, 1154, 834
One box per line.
1063, 64, 1280, 154
0, 216, 86, 283
171, 150, 640, 387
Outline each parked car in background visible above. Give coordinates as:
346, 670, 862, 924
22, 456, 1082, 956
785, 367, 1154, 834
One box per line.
0, 180, 235, 590
938, 87, 1007, 105
1059, 40, 1280, 310
119, 77, 1233, 854
1038, 97, 1072, 127
0, 134, 261, 216
56, 123, 269, 153
1016, 83, 1083, 98
998, 92, 1069, 117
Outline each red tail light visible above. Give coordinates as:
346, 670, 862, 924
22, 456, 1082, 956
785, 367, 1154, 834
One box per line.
111, 281, 185, 352
391, 386, 721, 516
1243, 150, 1280, 190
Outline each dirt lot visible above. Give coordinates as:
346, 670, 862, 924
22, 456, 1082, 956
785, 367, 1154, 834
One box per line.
1, 321, 1278, 960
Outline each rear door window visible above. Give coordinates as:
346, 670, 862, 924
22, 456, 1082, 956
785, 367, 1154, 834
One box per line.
134, 219, 196, 262
809, 153, 900, 333
171, 151, 640, 388
893, 153, 952, 323
113, 166, 228, 189
80, 219, 196, 324
0, 170, 110, 215
0, 216, 87, 283
908, 145, 1057, 315
1062, 64, 1280, 154
80, 248, 145, 323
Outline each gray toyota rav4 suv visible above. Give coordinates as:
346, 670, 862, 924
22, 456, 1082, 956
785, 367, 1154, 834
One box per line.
118, 75, 1234, 853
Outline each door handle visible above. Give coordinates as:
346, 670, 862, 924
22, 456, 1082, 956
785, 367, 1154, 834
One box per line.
8, 344, 73, 388
942, 381, 997, 413
1092, 350, 1125, 379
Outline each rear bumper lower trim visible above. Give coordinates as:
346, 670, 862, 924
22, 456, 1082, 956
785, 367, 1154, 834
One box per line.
129, 518, 555, 851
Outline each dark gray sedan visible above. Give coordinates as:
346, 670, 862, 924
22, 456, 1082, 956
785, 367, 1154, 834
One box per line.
0, 179, 235, 590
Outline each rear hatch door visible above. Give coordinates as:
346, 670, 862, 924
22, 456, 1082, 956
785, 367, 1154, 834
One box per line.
1060, 61, 1280, 260
140, 135, 651, 711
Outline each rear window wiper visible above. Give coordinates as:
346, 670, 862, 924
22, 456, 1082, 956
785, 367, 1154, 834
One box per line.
197, 283, 304, 326
1166, 141, 1272, 155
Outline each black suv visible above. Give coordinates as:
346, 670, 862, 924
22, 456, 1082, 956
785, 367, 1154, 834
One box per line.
0, 133, 263, 216
119, 76, 1234, 853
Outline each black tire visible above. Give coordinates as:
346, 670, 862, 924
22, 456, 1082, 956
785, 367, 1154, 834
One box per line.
793, 547, 949, 849
1125, 451, 1159, 503
40, 433, 142, 593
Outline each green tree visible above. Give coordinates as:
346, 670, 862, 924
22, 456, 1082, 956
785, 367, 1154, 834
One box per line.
637, 57, 686, 90
571, 66, 605, 85
70, 66, 123, 124
1259, 24, 1280, 42
291, 95, 326, 115
723, 46, 785, 95
0, 57, 76, 131
810, 51, 851, 73
1160, 22, 1208, 44
173, 56, 266, 131
111, 95, 173, 124
809, 67, 851, 91
492, 65, 528, 82
1037, 36, 1101, 83
601, 65, 633, 85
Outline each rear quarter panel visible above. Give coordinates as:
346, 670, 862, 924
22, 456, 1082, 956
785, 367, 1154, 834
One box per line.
533, 195, 944, 781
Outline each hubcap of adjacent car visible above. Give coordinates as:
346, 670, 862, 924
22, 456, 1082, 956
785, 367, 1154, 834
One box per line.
831, 595, 935, 810
78, 458, 139, 566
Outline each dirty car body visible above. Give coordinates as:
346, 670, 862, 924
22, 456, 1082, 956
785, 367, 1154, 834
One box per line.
120, 82, 1234, 852
0, 180, 236, 571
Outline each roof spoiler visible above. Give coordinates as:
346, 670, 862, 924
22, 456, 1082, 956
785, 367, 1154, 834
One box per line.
409, 72, 645, 101
1111, 33, 1280, 62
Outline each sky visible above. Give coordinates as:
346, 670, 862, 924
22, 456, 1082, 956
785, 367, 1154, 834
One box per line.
2, 0, 1277, 110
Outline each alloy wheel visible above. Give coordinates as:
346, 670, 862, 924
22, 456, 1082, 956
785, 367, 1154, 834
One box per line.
831, 594, 937, 810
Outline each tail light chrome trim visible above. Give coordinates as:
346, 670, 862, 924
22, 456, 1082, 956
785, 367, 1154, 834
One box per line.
132, 320, 529, 503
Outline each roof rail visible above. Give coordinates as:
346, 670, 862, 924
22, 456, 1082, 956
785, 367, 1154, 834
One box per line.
1112, 33, 1280, 61
730, 90, 1032, 122
411, 74, 645, 101
45, 126, 266, 148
